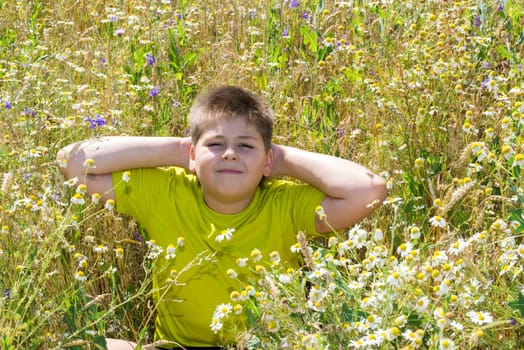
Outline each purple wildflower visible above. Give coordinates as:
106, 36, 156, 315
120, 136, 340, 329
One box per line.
24, 173, 30, 181
249, 10, 256, 18
474, 15, 481, 28
22, 107, 35, 116
114, 28, 125, 36
509, 318, 517, 326
301, 11, 309, 20
4, 101, 11, 109
282, 28, 289, 38
173, 99, 180, 107
86, 114, 106, 129
146, 53, 156, 66
289, 0, 300, 9
149, 86, 160, 97
480, 77, 490, 89
497, 1, 503, 11
100, 56, 107, 69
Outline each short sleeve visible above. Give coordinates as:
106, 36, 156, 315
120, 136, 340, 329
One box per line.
112, 167, 179, 226
265, 181, 325, 237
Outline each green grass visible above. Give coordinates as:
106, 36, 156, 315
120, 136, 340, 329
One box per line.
1, 0, 523, 348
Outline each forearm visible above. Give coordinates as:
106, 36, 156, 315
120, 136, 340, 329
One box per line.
276, 145, 378, 196
274, 145, 387, 229
56, 136, 191, 180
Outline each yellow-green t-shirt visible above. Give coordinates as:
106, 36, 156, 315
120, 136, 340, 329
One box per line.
112, 167, 325, 347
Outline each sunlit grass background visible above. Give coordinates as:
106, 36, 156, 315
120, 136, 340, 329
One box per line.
1, 0, 524, 348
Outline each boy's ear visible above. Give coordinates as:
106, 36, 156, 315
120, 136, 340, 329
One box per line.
189, 145, 196, 172
263, 147, 274, 177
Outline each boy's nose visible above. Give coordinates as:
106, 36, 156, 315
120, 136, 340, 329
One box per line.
221, 147, 238, 160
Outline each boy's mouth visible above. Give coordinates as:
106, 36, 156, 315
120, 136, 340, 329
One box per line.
217, 168, 243, 174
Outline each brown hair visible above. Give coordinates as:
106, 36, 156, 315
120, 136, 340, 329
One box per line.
188, 86, 274, 152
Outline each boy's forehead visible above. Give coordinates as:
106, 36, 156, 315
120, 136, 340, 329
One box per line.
201, 119, 261, 138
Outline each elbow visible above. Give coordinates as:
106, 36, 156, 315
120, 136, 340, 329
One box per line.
56, 148, 68, 176
56, 147, 77, 180
374, 175, 389, 207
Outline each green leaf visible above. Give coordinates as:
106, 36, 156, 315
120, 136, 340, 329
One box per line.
341, 303, 367, 322
300, 26, 318, 53
510, 209, 524, 234
509, 291, 524, 317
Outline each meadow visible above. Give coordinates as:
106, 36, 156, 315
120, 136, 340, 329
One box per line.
1, 0, 523, 348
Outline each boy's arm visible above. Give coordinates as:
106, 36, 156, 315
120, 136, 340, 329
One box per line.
56, 136, 192, 200
271, 144, 388, 233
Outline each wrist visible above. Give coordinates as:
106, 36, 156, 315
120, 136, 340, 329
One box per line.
168, 137, 192, 169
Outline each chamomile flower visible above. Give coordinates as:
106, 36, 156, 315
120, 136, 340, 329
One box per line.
63, 176, 79, 187
105, 199, 115, 210
83, 158, 95, 168
215, 227, 235, 242
210, 316, 223, 333
513, 153, 524, 167
467, 310, 493, 325
236, 257, 248, 267
115, 169, 130, 184
71, 193, 85, 205
269, 251, 280, 265
91, 193, 100, 204
315, 205, 327, 220
213, 303, 232, 318
448, 238, 469, 255
438, 337, 456, 349
114, 247, 124, 259
74, 270, 87, 282
278, 273, 292, 284
250, 248, 262, 262
165, 244, 176, 260
93, 244, 108, 254
429, 215, 447, 228
226, 268, 237, 279
414, 296, 430, 312
58, 158, 68, 168
76, 184, 87, 194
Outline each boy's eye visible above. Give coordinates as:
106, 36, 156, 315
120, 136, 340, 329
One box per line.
239, 143, 254, 149
208, 142, 223, 147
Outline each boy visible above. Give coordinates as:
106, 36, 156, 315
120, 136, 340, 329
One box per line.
56, 86, 387, 349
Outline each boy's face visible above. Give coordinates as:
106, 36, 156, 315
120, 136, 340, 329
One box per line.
189, 118, 273, 214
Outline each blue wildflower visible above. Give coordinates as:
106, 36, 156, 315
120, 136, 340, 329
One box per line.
86, 114, 106, 129
4, 101, 11, 109
474, 15, 481, 28
150, 86, 160, 97
289, 0, 299, 9
282, 29, 289, 38
22, 107, 35, 116
146, 53, 156, 66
